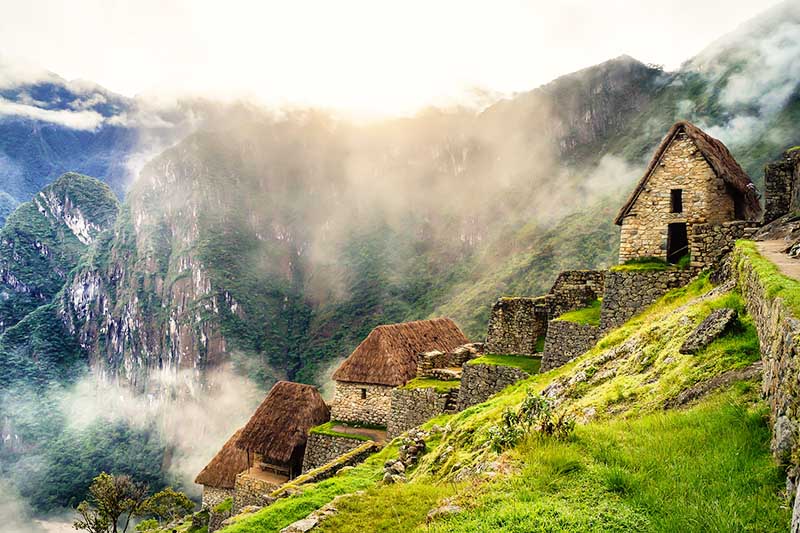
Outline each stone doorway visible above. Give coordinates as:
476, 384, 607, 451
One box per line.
667, 222, 688, 264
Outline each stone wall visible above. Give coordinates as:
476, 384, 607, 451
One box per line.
484, 272, 603, 356
416, 343, 483, 377
600, 269, 698, 330
618, 132, 738, 263
387, 387, 457, 439
541, 321, 601, 371
763, 149, 800, 224
301, 432, 365, 473
330, 382, 393, 426
202, 486, 233, 509
732, 245, 800, 530
547, 270, 606, 316
209, 505, 231, 533
458, 362, 531, 410
232, 472, 282, 513
484, 297, 548, 355
275, 442, 378, 500
689, 222, 749, 268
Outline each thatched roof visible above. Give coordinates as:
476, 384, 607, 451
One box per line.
614, 121, 762, 225
332, 318, 469, 386
194, 428, 249, 489
235, 381, 330, 464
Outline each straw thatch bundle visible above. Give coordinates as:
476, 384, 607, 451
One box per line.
235, 381, 330, 464
194, 428, 249, 489
615, 121, 762, 224
332, 317, 469, 386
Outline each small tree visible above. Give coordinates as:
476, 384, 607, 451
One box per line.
73, 473, 149, 533
143, 487, 194, 524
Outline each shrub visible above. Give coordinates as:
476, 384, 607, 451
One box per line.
489, 392, 575, 451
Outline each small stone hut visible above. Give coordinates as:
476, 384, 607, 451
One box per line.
615, 121, 761, 264
331, 318, 469, 426
194, 428, 249, 508
236, 381, 330, 480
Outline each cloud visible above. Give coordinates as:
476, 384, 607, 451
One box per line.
56, 365, 264, 494
0, 482, 47, 533
0, 98, 104, 130
692, 6, 800, 145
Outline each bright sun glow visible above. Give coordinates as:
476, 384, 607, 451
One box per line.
0, 0, 786, 117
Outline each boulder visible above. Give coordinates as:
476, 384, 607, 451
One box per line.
281, 518, 319, 533
679, 308, 737, 354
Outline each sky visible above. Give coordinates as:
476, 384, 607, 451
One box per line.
0, 0, 787, 117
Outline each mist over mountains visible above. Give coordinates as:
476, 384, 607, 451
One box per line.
0, 0, 799, 524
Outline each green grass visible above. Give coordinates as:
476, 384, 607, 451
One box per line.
610, 256, 671, 272
309, 421, 376, 442
426, 387, 787, 532
468, 354, 542, 375
736, 240, 800, 318
316, 480, 455, 533
534, 335, 545, 353
402, 377, 461, 393
221, 275, 778, 533
213, 498, 233, 514
554, 299, 601, 326
220, 446, 396, 532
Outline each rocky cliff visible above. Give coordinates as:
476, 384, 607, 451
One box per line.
0, 172, 118, 334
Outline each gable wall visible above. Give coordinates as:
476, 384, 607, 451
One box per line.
330, 381, 393, 426
618, 132, 736, 263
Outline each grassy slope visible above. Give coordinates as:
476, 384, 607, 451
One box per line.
220, 275, 787, 532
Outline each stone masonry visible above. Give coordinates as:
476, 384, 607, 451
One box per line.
387, 387, 458, 439
301, 432, 365, 474
732, 245, 800, 532
202, 486, 234, 509
330, 382, 392, 426
689, 222, 749, 269
541, 320, 602, 371
618, 132, 738, 263
485, 271, 605, 355
416, 343, 483, 377
764, 148, 800, 224
485, 297, 549, 355
600, 269, 698, 330
232, 472, 282, 513
547, 270, 606, 316
458, 362, 532, 410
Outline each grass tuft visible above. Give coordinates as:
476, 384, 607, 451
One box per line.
402, 377, 461, 393
309, 421, 376, 442
555, 299, 601, 326
468, 354, 542, 375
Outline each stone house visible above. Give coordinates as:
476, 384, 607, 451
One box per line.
236, 381, 330, 482
194, 428, 249, 508
330, 317, 469, 426
615, 121, 761, 265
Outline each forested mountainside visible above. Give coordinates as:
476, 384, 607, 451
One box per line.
26, 1, 800, 393
0, 173, 118, 334
1, 0, 799, 518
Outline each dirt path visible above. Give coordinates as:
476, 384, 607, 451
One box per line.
756, 240, 800, 280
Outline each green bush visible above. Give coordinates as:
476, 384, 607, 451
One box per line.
489, 392, 575, 451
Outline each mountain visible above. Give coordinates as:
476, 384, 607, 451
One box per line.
1, 1, 799, 516
0, 173, 118, 335
53, 1, 800, 395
